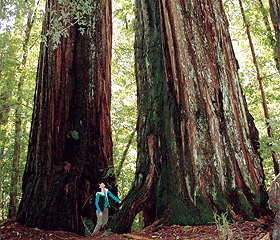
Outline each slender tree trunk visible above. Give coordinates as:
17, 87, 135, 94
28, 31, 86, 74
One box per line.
9, 4, 37, 218
258, 0, 279, 72
0, 93, 11, 165
238, 0, 279, 175
17, 0, 115, 235
269, 0, 280, 69
0, 64, 10, 127
110, 0, 269, 233
115, 127, 136, 179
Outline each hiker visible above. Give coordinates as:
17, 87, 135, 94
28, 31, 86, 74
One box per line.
93, 182, 121, 234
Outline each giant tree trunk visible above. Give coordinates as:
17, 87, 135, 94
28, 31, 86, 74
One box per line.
110, 0, 269, 233
17, 0, 115, 235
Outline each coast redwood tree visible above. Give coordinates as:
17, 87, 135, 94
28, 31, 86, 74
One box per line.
110, 0, 269, 233
17, 0, 115, 235
269, 0, 280, 66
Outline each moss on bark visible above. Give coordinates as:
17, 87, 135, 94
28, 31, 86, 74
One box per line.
17, 0, 115, 235
110, 0, 269, 234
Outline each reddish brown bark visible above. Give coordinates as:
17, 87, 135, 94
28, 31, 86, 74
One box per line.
110, 0, 269, 233
17, 0, 115, 235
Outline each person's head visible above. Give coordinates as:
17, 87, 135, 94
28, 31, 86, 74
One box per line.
99, 182, 105, 189
96, 181, 107, 191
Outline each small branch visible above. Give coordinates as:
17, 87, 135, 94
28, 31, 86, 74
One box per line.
54, 18, 80, 36
81, 216, 93, 236
82, 195, 91, 209
115, 127, 136, 179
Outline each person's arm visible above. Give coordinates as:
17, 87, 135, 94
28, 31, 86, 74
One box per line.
108, 190, 121, 203
95, 193, 102, 213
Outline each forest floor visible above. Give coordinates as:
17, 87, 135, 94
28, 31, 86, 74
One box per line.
0, 215, 273, 240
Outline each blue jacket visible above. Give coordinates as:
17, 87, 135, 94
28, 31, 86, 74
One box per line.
95, 189, 121, 213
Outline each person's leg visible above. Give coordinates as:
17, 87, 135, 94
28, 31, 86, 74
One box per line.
101, 208, 109, 229
93, 210, 103, 234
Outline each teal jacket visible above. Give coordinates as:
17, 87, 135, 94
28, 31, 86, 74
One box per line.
95, 189, 121, 213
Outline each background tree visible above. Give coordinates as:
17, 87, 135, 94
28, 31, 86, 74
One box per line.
110, 0, 269, 233
237, 0, 279, 176
0, 0, 44, 220
9, 0, 42, 218
223, 0, 280, 186
16, 0, 116, 235
269, 0, 280, 67
257, 0, 279, 72
111, 0, 137, 199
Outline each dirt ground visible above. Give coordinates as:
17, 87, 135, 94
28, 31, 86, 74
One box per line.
0, 216, 273, 239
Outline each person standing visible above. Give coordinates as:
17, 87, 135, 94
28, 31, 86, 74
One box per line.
93, 182, 121, 234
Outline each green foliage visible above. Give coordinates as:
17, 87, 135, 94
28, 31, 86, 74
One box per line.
43, 0, 99, 49
223, 0, 280, 187
261, 117, 280, 184
131, 211, 144, 232
0, 0, 44, 220
213, 212, 234, 240
82, 216, 94, 236
101, 230, 113, 237
111, 0, 137, 199
67, 130, 79, 140
99, 165, 115, 179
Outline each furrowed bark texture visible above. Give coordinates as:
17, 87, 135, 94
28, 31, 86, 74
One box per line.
17, 0, 115, 235
110, 0, 269, 233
